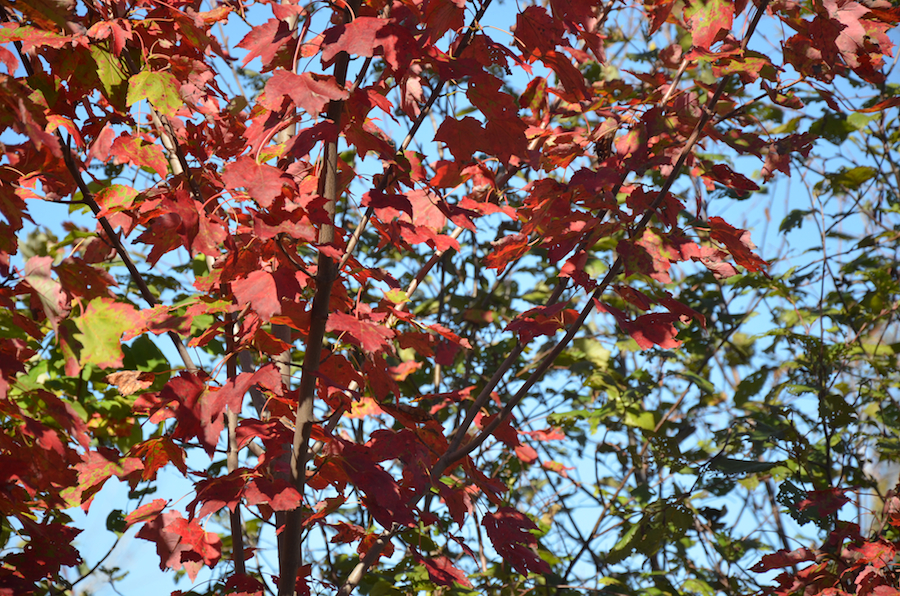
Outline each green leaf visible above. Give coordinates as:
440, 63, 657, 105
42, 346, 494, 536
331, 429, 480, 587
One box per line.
710, 458, 778, 475
73, 298, 141, 369
106, 509, 127, 534
675, 370, 715, 395
606, 521, 643, 564
734, 367, 770, 407
623, 408, 657, 431
847, 111, 877, 131
832, 166, 877, 190
91, 46, 128, 111
127, 70, 183, 117
780, 209, 811, 233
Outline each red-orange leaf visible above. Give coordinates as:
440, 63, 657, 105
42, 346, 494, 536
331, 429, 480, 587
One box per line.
321, 17, 418, 72
326, 312, 395, 354
482, 507, 550, 575
708, 216, 769, 274
417, 554, 473, 588
109, 134, 167, 178
484, 233, 530, 272
262, 71, 349, 115
124, 499, 167, 527
222, 156, 292, 209
236, 18, 294, 69
685, 0, 733, 50
232, 270, 280, 322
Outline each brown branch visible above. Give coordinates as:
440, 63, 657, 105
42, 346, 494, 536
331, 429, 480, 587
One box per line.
277, 2, 360, 593
226, 315, 247, 576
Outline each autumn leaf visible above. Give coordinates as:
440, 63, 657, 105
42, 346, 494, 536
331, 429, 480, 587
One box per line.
232, 269, 280, 322
68, 447, 143, 511
482, 507, 550, 575
0, 23, 70, 53
416, 553, 473, 588
131, 436, 188, 480
109, 133, 167, 178
707, 216, 769, 274
750, 547, 816, 572
262, 71, 349, 115
595, 300, 684, 350
73, 298, 141, 369
514, 5, 564, 61
484, 233, 530, 272
506, 303, 577, 342
434, 116, 487, 162
221, 156, 292, 208
94, 184, 138, 217
320, 17, 418, 72
423, 0, 465, 44
24, 256, 68, 333
124, 499, 167, 527
137, 511, 220, 581
236, 18, 294, 69
127, 70, 183, 117
326, 311, 395, 354
797, 488, 850, 517
106, 370, 155, 395
244, 478, 302, 511
685, 0, 733, 50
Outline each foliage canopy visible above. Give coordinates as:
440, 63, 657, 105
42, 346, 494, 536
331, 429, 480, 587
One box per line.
1, 0, 900, 594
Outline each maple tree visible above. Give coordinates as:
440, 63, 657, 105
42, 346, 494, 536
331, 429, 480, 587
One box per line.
1, 0, 900, 594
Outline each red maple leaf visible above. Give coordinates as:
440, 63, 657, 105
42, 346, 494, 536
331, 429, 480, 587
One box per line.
326, 311, 395, 354
137, 510, 196, 576
686, 0, 733, 50
86, 122, 116, 163
595, 300, 683, 349
131, 436, 188, 480
750, 547, 816, 572
222, 156, 292, 208
482, 507, 550, 575
362, 190, 414, 222
416, 553, 473, 588
325, 440, 415, 528
125, 499, 168, 527
541, 50, 590, 101
848, 540, 896, 569
166, 517, 222, 567
262, 71, 349, 115
484, 233, 530, 272
506, 303, 577, 342
434, 116, 486, 162
423, 0, 465, 44
225, 574, 266, 596
236, 18, 294, 69
514, 5, 564, 61
707, 216, 769, 273
154, 372, 225, 456
798, 488, 850, 517
109, 133, 167, 178
702, 163, 760, 192
320, 17, 418, 72
329, 522, 366, 544
232, 270, 280, 322
244, 477, 302, 511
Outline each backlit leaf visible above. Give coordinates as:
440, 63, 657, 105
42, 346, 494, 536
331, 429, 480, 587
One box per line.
73, 298, 141, 370
127, 70, 183, 117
